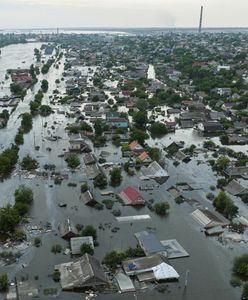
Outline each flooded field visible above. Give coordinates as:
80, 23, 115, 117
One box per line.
0, 42, 246, 300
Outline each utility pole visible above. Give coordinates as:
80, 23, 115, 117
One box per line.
199, 6, 203, 34
33, 131, 36, 148
15, 277, 20, 300
184, 269, 189, 289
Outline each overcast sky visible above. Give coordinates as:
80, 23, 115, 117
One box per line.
0, 0, 247, 29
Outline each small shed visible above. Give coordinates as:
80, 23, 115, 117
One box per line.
59, 219, 78, 240
82, 190, 98, 206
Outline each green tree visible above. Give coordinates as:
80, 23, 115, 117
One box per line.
66, 154, 80, 169
136, 99, 148, 111
149, 122, 168, 136
51, 244, 62, 254
242, 282, 248, 300
14, 132, 24, 145
233, 254, 248, 278
133, 111, 148, 128
41, 79, 49, 92
21, 113, 33, 132
34, 237, 41, 247
21, 155, 38, 171
0, 145, 19, 179
154, 202, 170, 216
93, 174, 107, 189
103, 250, 127, 269
0, 274, 8, 292
94, 119, 104, 135
0, 205, 20, 233
130, 129, 149, 145
109, 167, 122, 186
14, 185, 33, 205
82, 225, 97, 240
80, 243, 94, 255
39, 105, 53, 116
81, 183, 88, 193
213, 191, 238, 220
214, 156, 230, 172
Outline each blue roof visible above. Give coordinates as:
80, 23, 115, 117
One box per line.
135, 231, 165, 254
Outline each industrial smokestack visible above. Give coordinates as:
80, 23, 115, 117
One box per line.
199, 6, 203, 34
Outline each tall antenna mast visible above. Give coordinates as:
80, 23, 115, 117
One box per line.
199, 6, 203, 34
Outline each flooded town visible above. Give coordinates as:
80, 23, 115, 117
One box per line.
0, 28, 248, 300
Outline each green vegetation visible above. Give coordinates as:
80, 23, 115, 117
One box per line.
41, 79, 49, 92
213, 156, 230, 172
149, 122, 168, 136
233, 254, 248, 279
21, 112, 33, 132
213, 191, 238, 220
0, 110, 9, 128
242, 282, 248, 300
66, 154, 80, 169
52, 270, 60, 282
133, 111, 148, 128
0, 274, 8, 292
130, 128, 149, 145
51, 244, 62, 254
94, 174, 107, 189
80, 243, 94, 255
14, 185, 33, 216
39, 104, 53, 116
0, 205, 20, 234
10, 83, 26, 98
34, 237, 41, 247
109, 167, 122, 186
14, 131, 24, 145
82, 225, 97, 240
103, 245, 145, 269
80, 183, 88, 193
0, 145, 19, 179
154, 202, 170, 216
21, 155, 38, 171
102, 199, 114, 210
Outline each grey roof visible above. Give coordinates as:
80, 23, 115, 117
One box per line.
160, 239, 189, 259
59, 219, 78, 239
115, 272, 135, 293
56, 254, 107, 290
85, 164, 102, 179
224, 179, 247, 196
83, 153, 96, 165
122, 253, 168, 276
135, 231, 165, 255
82, 190, 97, 205
191, 209, 229, 229
70, 236, 94, 255
180, 120, 194, 128
225, 166, 248, 177
142, 161, 169, 183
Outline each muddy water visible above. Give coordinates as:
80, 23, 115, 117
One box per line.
0, 43, 243, 300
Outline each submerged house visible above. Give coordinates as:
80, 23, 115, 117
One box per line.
59, 219, 78, 240
224, 179, 248, 196
191, 209, 229, 229
122, 254, 179, 282
142, 161, 169, 184
55, 254, 108, 290
128, 140, 144, 155
70, 236, 94, 255
120, 186, 145, 206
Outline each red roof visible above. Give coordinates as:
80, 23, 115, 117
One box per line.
120, 186, 145, 205
122, 90, 131, 96
11, 73, 32, 83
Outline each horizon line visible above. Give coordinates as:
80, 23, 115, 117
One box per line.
1, 26, 248, 31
